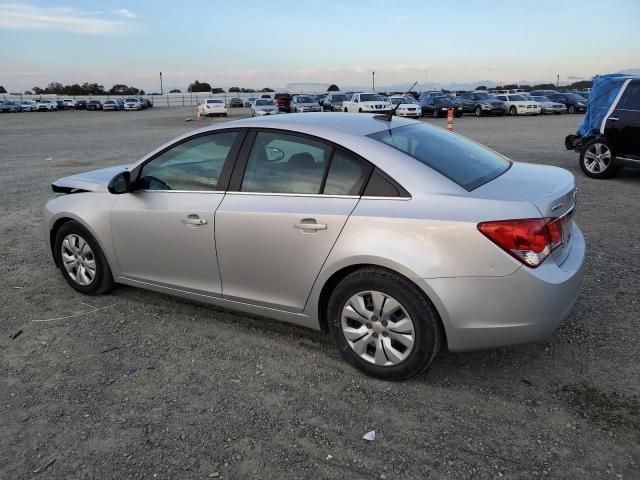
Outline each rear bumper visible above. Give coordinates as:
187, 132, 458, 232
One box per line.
423, 223, 585, 352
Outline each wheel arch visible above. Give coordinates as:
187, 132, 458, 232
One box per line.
313, 262, 449, 350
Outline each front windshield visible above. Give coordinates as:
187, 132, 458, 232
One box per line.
390, 98, 401, 105
509, 95, 526, 101
533, 96, 548, 102
475, 93, 491, 99
297, 96, 315, 103
256, 100, 274, 106
360, 94, 384, 102
331, 94, 347, 101
566, 93, 586, 101
125, 98, 138, 102
434, 97, 455, 106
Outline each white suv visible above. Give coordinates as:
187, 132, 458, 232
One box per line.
342, 93, 391, 113
198, 99, 228, 117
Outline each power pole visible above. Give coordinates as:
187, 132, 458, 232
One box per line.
372, 71, 375, 91
160, 72, 163, 95
556, 74, 559, 88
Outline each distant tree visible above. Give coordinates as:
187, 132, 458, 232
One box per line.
261, 87, 275, 92
81, 82, 106, 95
229, 86, 241, 92
568, 80, 592, 89
211, 87, 225, 94
0, 86, 6, 94
45, 82, 65, 94
139, 90, 145, 95
503, 84, 520, 90
32, 86, 44, 94
327, 84, 340, 92
532, 83, 557, 90
240, 88, 256, 93
188, 80, 212, 93
475, 85, 487, 90
24, 90, 33, 95
169, 88, 181, 93
109, 84, 141, 95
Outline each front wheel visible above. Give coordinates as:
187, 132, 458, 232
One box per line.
568, 105, 576, 114
327, 268, 442, 380
509, 106, 517, 116
53, 221, 114, 295
579, 139, 619, 179
432, 110, 439, 118
475, 106, 482, 117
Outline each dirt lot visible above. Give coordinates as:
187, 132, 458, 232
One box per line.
1, 107, 639, 479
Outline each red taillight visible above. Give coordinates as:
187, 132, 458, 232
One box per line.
478, 218, 563, 268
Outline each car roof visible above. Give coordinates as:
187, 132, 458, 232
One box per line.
226, 112, 418, 136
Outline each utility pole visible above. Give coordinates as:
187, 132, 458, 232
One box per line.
425, 69, 428, 89
556, 74, 559, 88
372, 71, 375, 91
160, 72, 163, 95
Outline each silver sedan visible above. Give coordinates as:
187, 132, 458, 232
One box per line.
44, 114, 585, 379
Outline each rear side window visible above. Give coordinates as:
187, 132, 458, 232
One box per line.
368, 124, 510, 191
323, 151, 371, 196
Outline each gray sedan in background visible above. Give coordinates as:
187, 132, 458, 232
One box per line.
250, 98, 279, 116
44, 113, 585, 379
291, 95, 321, 112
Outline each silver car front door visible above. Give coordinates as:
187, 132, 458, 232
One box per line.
215, 130, 372, 312
110, 130, 243, 294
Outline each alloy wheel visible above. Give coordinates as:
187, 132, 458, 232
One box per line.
583, 143, 612, 174
341, 290, 415, 366
61, 234, 96, 286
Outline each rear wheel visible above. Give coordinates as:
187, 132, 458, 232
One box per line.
580, 139, 619, 179
475, 106, 482, 117
53, 221, 114, 295
327, 268, 441, 380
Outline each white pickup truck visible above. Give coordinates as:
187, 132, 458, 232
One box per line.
342, 92, 392, 113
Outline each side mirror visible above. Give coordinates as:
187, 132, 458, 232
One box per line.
108, 171, 131, 194
265, 146, 285, 162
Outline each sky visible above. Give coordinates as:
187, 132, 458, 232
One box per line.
1, 0, 639, 92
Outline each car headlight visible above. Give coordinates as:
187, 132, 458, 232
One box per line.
481, 103, 491, 108
577, 102, 585, 106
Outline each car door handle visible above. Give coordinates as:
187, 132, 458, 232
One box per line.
182, 215, 207, 226
608, 116, 619, 121
295, 219, 327, 231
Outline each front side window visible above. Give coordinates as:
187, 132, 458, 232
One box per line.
241, 132, 330, 194
139, 131, 238, 191
369, 123, 510, 191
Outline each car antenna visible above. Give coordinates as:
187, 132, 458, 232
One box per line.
375, 81, 418, 121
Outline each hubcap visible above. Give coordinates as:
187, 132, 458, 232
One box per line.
341, 291, 415, 366
584, 143, 611, 173
61, 234, 96, 286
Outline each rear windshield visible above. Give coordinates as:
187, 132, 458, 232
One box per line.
207, 99, 223, 104
368, 123, 510, 191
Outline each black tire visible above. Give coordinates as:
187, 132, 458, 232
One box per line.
358, 108, 363, 113
568, 105, 576, 114
475, 106, 482, 117
344, 108, 348, 113
53, 220, 114, 295
509, 106, 517, 116
579, 139, 619, 179
432, 110, 439, 118
327, 268, 442, 380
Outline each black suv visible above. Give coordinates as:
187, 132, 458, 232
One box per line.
458, 92, 506, 116
565, 78, 640, 178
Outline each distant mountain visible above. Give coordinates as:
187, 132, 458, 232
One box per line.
617, 68, 640, 76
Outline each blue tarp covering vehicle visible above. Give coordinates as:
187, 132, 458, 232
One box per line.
575, 73, 637, 138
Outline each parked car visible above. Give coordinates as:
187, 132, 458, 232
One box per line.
323, 93, 349, 112
198, 98, 228, 117
244, 97, 257, 107
55, 100, 66, 111
1, 100, 23, 112
250, 98, 279, 116
531, 96, 566, 114
342, 92, 392, 113
548, 93, 587, 114
493, 94, 541, 116
274, 93, 292, 112
37, 99, 58, 111
21, 100, 37, 112
123, 98, 142, 111
229, 97, 244, 108
45, 113, 585, 380
565, 74, 640, 178
260, 94, 273, 99
458, 92, 506, 116
102, 100, 120, 111
420, 96, 463, 118
86, 100, 103, 111
388, 95, 422, 118
62, 99, 76, 109
529, 90, 558, 97
291, 95, 321, 113
75, 100, 88, 110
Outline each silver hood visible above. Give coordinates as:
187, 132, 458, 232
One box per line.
52, 164, 130, 193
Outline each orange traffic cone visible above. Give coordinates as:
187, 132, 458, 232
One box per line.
447, 107, 454, 132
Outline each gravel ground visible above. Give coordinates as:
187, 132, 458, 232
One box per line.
1, 107, 639, 480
